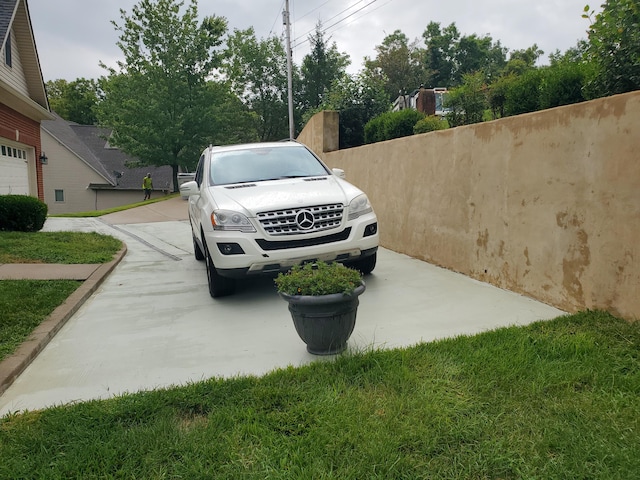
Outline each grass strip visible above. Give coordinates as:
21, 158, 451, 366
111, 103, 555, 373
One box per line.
0, 231, 122, 264
0, 311, 638, 478
52, 193, 180, 217
0, 280, 81, 360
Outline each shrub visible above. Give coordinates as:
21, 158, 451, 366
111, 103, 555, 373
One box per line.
275, 261, 363, 296
0, 195, 48, 232
364, 109, 425, 144
414, 115, 449, 134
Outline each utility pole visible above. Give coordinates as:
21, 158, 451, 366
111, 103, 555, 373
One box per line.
283, 0, 295, 139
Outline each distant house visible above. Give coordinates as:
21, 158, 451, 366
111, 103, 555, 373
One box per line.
393, 86, 451, 118
41, 113, 173, 214
0, 0, 53, 200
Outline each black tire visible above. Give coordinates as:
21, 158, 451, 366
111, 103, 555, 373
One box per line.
204, 242, 236, 297
193, 235, 205, 261
349, 252, 377, 275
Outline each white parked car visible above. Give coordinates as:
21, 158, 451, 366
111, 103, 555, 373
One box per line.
180, 141, 379, 297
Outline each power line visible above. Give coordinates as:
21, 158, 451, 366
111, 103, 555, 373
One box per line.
292, 0, 383, 50
292, 0, 370, 46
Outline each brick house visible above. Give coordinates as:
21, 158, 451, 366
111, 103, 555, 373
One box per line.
0, 0, 52, 200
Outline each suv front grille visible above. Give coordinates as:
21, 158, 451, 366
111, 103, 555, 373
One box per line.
257, 203, 344, 235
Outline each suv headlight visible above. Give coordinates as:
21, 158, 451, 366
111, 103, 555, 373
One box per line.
347, 194, 373, 220
211, 210, 256, 232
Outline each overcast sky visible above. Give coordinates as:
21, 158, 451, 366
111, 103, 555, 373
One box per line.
27, 0, 592, 82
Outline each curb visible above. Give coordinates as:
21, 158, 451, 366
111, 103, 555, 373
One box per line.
0, 245, 128, 397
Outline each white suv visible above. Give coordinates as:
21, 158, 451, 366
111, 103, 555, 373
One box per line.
180, 141, 379, 297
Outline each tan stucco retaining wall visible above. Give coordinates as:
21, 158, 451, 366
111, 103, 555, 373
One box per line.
298, 92, 640, 320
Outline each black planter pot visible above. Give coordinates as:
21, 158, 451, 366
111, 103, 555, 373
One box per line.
280, 284, 366, 355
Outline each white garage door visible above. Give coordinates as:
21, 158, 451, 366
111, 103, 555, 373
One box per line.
0, 143, 29, 195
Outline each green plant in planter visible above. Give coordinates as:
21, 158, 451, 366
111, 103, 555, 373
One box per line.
275, 262, 366, 355
274, 261, 363, 296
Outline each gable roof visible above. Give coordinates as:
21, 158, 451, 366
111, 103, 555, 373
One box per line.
42, 113, 174, 191
0, 0, 51, 120
42, 113, 115, 185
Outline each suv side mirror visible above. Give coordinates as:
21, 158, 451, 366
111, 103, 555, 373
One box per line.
179, 180, 199, 198
332, 168, 346, 179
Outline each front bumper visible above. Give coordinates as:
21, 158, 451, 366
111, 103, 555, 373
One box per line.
203, 212, 379, 278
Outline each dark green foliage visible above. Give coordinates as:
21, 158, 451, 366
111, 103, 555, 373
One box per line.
503, 69, 543, 116
413, 115, 449, 134
539, 62, 590, 109
46, 78, 99, 125
0, 195, 48, 232
364, 109, 425, 144
445, 71, 488, 126
584, 0, 640, 96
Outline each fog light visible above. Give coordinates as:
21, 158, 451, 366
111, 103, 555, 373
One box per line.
217, 243, 245, 255
364, 222, 378, 237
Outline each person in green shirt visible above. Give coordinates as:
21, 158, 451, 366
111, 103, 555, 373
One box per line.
142, 173, 153, 200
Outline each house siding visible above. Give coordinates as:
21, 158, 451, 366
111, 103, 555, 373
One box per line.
0, 25, 29, 97
0, 102, 42, 199
41, 129, 108, 213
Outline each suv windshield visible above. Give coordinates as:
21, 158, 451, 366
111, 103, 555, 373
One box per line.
209, 145, 330, 185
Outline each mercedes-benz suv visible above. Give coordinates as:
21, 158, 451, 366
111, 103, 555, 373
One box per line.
180, 141, 379, 297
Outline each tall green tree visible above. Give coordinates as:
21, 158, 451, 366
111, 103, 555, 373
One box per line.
309, 72, 390, 148
223, 28, 291, 141
364, 30, 425, 103
46, 78, 99, 125
299, 23, 350, 112
96, 0, 230, 191
583, 0, 640, 96
422, 22, 460, 87
455, 33, 507, 82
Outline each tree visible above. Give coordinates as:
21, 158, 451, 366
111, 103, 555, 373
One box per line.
364, 30, 425, 103
223, 28, 292, 141
455, 33, 507, 83
96, 0, 231, 191
309, 72, 390, 148
501, 44, 543, 76
584, 0, 640, 96
299, 23, 350, 112
422, 22, 507, 87
46, 78, 100, 124
422, 22, 460, 87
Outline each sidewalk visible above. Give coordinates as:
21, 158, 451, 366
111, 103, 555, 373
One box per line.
0, 263, 102, 280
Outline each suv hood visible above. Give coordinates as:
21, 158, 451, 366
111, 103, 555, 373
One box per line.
210, 176, 362, 215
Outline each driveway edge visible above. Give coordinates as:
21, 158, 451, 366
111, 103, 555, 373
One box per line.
0, 245, 128, 398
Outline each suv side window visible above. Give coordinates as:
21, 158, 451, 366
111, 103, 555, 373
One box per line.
194, 154, 205, 187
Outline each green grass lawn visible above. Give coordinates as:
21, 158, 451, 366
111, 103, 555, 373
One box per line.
0, 231, 123, 361
0, 310, 638, 479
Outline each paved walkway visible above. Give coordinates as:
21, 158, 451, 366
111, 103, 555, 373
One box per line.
0, 263, 101, 280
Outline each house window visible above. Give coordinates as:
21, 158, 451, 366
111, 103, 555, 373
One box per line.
4, 32, 11, 67
54, 190, 64, 202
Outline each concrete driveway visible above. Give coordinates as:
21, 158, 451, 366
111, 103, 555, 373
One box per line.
0, 197, 564, 416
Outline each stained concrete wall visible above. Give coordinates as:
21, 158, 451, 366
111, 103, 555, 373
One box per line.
297, 92, 640, 320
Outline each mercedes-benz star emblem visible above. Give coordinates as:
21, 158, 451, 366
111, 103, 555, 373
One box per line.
295, 210, 315, 230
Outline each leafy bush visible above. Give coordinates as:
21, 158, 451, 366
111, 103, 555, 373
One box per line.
275, 261, 363, 296
503, 69, 543, 116
364, 109, 425, 144
0, 195, 48, 232
538, 62, 589, 109
414, 115, 449, 134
